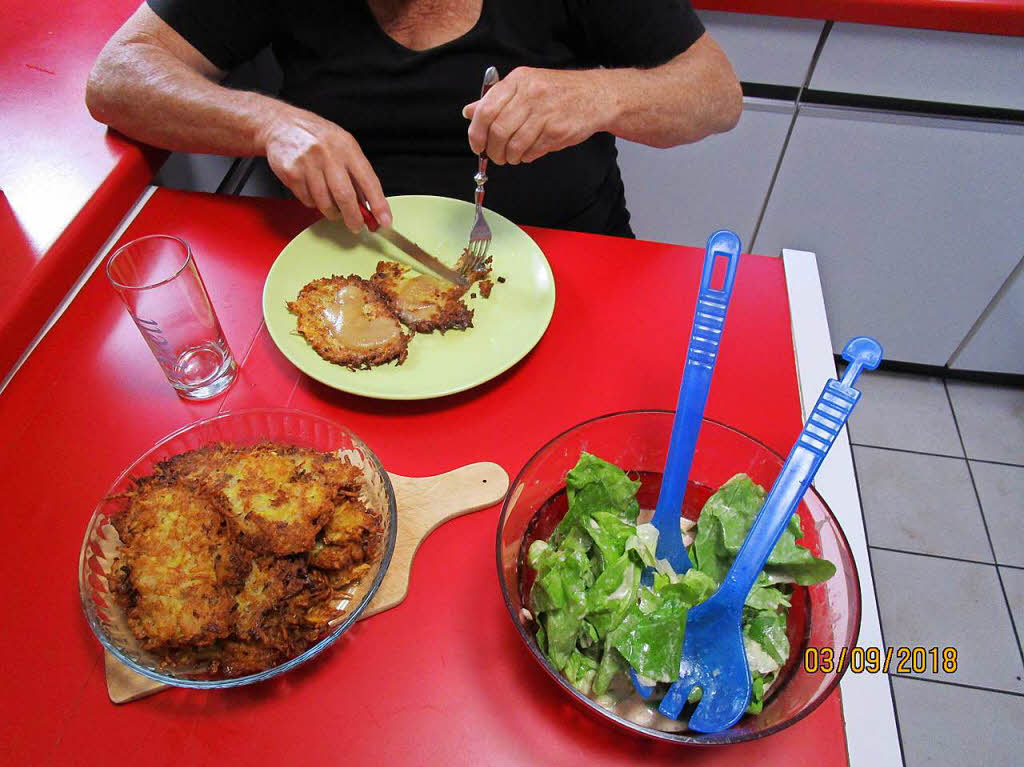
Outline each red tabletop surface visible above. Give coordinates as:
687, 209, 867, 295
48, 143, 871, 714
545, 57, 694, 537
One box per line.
0, 0, 164, 377
694, 0, 1024, 36
0, 189, 848, 764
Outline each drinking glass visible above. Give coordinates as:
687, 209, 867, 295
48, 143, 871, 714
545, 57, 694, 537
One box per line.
106, 235, 237, 400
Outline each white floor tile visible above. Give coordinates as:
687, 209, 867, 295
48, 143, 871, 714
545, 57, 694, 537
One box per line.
998, 567, 1024, 661
855, 447, 992, 561
972, 462, 1024, 567
871, 549, 1024, 693
846, 371, 962, 456
947, 381, 1024, 465
893, 676, 1024, 767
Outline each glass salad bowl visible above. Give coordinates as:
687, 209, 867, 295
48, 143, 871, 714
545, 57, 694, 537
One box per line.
79, 408, 398, 689
496, 410, 861, 745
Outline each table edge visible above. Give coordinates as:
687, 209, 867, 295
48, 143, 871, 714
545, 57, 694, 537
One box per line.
0, 186, 158, 397
782, 248, 903, 767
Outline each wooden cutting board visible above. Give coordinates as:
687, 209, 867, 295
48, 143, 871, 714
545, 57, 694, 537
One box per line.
104, 461, 509, 704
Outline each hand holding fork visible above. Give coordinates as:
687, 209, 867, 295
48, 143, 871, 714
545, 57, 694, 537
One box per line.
462, 66, 499, 279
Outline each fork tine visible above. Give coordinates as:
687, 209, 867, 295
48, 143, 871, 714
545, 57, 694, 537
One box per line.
471, 242, 487, 273
688, 678, 749, 733
462, 238, 488, 278
658, 674, 699, 720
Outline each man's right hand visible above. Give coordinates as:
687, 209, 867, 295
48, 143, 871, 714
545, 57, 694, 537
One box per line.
260, 107, 391, 233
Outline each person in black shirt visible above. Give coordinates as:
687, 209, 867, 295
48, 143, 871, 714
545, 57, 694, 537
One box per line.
87, 1, 741, 237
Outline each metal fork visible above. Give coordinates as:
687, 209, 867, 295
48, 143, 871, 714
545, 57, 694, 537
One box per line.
462, 66, 500, 277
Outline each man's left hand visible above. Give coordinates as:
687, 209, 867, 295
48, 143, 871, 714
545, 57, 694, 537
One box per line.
462, 67, 612, 165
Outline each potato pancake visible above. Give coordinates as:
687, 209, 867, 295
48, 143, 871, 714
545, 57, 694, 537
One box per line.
287, 275, 410, 369
157, 443, 362, 557
233, 556, 308, 640
370, 261, 475, 333
108, 442, 384, 679
309, 498, 381, 583
111, 478, 247, 651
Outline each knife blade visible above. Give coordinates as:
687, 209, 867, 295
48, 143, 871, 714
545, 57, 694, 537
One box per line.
360, 205, 469, 287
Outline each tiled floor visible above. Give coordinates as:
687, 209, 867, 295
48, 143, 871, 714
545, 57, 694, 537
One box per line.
846, 371, 1024, 767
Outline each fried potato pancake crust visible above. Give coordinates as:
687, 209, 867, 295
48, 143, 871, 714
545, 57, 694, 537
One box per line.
159, 443, 362, 557
233, 556, 308, 640
370, 261, 475, 333
287, 275, 410, 369
111, 478, 248, 651
309, 498, 382, 583
109, 443, 383, 679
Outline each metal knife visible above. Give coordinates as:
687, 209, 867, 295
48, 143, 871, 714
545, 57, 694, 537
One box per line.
360, 205, 468, 287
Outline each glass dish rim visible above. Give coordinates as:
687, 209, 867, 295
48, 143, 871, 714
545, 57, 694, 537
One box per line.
494, 408, 862, 745
78, 406, 399, 690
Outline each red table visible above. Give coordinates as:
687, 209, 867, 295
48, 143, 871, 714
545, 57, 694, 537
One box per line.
0, 188, 853, 764
0, 0, 164, 379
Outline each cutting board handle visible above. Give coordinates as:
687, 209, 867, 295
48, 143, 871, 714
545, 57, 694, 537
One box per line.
105, 461, 510, 704
365, 461, 508, 617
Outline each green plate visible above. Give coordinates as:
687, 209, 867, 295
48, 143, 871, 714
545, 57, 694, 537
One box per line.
263, 195, 556, 400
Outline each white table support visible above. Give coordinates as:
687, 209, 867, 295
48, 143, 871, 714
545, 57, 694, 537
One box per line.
783, 248, 903, 767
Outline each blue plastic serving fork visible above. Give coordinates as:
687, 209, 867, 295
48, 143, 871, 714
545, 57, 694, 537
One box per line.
657, 336, 883, 732
629, 230, 741, 697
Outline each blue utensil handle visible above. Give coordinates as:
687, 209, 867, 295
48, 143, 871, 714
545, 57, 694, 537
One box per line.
717, 337, 882, 603
651, 231, 742, 572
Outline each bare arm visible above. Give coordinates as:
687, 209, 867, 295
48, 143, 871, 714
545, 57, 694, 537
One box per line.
86, 4, 391, 231
464, 34, 742, 165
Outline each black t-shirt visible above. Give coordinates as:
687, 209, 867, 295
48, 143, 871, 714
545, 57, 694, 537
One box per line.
147, 0, 704, 236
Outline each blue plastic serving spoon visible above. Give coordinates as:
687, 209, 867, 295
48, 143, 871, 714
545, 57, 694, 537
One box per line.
649, 229, 742, 575
629, 229, 741, 697
657, 336, 883, 732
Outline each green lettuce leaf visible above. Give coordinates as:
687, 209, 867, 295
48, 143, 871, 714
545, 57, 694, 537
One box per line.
693, 474, 835, 586
585, 552, 641, 638
553, 452, 640, 543
608, 570, 713, 682
542, 608, 580, 671
747, 676, 766, 714
528, 539, 591, 618
563, 649, 599, 695
744, 608, 789, 666
593, 641, 628, 697
745, 573, 792, 611
583, 511, 637, 567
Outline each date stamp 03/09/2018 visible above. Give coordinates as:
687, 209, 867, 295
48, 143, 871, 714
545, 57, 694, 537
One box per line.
803, 646, 958, 675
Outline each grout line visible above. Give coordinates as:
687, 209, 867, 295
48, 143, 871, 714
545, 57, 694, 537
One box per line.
869, 545, 997, 569
839, 353, 1024, 387
850, 440, 1024, 469
943, 380, 1024, 673
966, 456, 1024, 470
848, 441, 966, 461
889, 673, 1024, 699
947, 252, 1024, 368
849, 446, 909, 766
750, 22, 834, 251
884, 673, 906, 767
